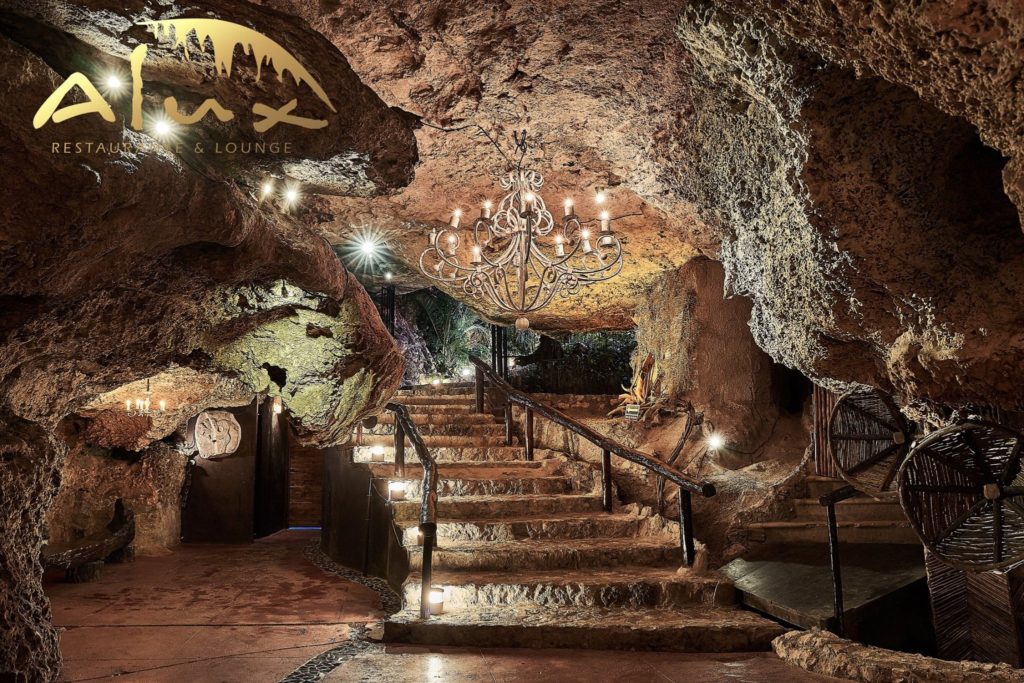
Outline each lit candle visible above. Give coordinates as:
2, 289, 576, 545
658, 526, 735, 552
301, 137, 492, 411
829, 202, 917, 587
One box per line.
450, 209, 461, 228
447, 233, 458, 255
595, 190, 607, 205
471, 245, 482, 264
564, 198, 573, 217
136, 398, 143, 411
384, 271, 392, 281
125, 399, 131, 412
600, 210, 611, 232
428, 586, 445, 615
159, 399, 166, 412
143, 397, 150, 411
482, 200, 492, 219
388, 481, 407, 501
581, 229, 593, 254
555, 234, 565, 257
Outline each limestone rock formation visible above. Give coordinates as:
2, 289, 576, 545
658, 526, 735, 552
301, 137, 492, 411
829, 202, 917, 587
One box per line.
773, 629, 1024, 682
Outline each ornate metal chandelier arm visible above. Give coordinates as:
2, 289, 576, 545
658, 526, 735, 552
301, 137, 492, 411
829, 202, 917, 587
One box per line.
419, 244, 477, 281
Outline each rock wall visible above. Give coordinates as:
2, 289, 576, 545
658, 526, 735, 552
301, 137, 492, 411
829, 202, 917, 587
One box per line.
46, 444, 188, 554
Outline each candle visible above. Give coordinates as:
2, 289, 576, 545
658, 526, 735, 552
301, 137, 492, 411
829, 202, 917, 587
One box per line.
125, 399, 131, 412
428, 586, 445, 615
388, 481, 407, 501
471, 245, 482, 264
159, 399, 166, 412
581, 229, 593, 254
555, 234, 565, 257
564, 198, 573, 216
450, 209, 461, 228
482, 200, 492, 219
595, 190, 606, 205
143, 397, 150, 411
600, 210, 611, 232
447, 233, 458, 256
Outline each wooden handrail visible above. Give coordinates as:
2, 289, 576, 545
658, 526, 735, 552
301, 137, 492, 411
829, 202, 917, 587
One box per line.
383, 401, 438, 619
468, 356, 715, 498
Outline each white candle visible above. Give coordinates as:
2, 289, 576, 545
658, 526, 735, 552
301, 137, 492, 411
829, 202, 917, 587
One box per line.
563, 198, 573, 216
600, 210, 610, 232
136, 398, 143, 411
450, 209, 461, 228
555, 234, 565, 257
159, 399, 166, 412
125, 399, 131, 412
581, 229, 593, 254
471, 245, 482, 264
482, 201, 492, 219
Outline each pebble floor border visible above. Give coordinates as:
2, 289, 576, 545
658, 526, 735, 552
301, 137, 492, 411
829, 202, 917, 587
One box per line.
278, 541, 403, 682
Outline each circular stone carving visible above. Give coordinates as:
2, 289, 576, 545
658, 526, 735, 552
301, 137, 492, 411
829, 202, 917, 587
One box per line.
194, 410, 242, 459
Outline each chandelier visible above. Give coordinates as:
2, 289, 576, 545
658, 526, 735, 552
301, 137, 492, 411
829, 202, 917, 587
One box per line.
418, 133, 624, 330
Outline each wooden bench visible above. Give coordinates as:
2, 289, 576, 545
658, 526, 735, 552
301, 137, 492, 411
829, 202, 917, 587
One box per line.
43, 499, 135, 582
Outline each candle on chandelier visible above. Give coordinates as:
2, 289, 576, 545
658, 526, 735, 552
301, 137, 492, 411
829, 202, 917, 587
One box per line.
482, 200, 492, 219
447, 233, 458, 255
143, 397, 150, 411
555, 234, 565, 257
595, 190, 607, 205
564, 198, 573, 217
581, 228, 593, 254
600, 210, 611, 232
136, 398, 143, 411
524, 192, 535, 208
450, 209, 462, 228
125, 399, 131, 412
159, 399, 166, 412
471, 245, 483, 264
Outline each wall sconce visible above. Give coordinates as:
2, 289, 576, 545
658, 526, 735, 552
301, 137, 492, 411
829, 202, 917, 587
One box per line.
272, 396, 283, 415
370, 445, 387, 463
428, 586, 445, 615
388, 481, 407, 501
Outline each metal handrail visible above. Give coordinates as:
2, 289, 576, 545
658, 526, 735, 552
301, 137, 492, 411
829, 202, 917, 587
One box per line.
383, 401, 438, 619
818, 483, 860, 636
468, 354, 715, 565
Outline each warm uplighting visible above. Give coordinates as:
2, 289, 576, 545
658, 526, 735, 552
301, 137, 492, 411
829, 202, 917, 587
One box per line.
272, 397, 283, 415
431, 378, 441, 386
460, 367, 473, 378
428, 586, 445, 615
388, 481, 407, 501
370, 445, 386, 463
707, 434, 725, 450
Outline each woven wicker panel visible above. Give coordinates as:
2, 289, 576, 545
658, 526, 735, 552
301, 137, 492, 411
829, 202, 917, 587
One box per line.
899, 420, 1024, 571
828, 387, 910, 499
925, 549, 972, 661
813, 385, 841, 478
967, 570, 1021, 665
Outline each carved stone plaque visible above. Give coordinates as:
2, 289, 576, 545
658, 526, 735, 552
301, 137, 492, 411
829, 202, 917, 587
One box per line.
194, 410, 242, 459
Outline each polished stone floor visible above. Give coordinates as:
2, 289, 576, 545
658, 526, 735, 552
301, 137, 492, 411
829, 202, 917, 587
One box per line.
46, 530, 835, 682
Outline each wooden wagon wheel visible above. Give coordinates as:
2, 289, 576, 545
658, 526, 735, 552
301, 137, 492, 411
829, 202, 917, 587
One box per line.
828, 387, 911, 499
898, 420, 1024, 572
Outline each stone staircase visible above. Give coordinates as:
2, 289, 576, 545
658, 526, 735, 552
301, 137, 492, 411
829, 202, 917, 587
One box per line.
744, 475, 918, 545
354, 381, 786, 652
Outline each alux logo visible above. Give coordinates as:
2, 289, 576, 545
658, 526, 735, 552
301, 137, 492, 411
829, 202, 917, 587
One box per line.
33, 18, 336, 132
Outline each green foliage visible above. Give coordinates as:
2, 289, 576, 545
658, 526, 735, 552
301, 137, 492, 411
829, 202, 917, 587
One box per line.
401, 290, 490, 377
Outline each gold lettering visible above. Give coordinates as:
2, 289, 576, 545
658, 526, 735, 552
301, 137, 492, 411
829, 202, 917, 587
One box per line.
33, 73, 114, 129
163, 96, 235, 124
131, 45, 147, 131
252, 99, 327, 132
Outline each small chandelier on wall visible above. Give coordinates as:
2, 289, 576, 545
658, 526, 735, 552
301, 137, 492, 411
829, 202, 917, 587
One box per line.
418, 131, 624, 330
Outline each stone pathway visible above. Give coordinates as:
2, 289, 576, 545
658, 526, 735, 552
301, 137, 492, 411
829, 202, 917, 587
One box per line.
47, 529, 835, 682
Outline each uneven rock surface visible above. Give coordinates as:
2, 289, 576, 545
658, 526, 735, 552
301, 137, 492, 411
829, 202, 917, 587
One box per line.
773, 629, 1024, 683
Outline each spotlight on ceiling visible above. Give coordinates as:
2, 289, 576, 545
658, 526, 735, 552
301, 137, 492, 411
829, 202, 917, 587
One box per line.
260, 181, 274, 198
104, 74, 123, 92
706, 434, 725, 451
151, 116, 174, 139
281, 185, 301, 210
360, 239, 378, 257
384, 271, 393, 282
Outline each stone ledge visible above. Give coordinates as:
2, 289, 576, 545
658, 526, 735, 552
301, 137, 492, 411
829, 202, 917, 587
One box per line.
773, 629, 1024, 682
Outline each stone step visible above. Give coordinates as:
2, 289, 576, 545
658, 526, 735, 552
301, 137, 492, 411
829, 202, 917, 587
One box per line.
391, 493, 604, 523
398, 382, 475, 395
354, 445, 542, 464
792, 498, 907, 522
401, 511, 659, 545
408, 537, 682, 572
397, 394, 476, 406
805, 475, 850, 499
403, 567, 735, 609
359, 434, 518, 448
399, 474, 575, 498
745, 520, 919, 545
384, 604, 785, 652
402, 404, 500, 416
371, 412, 499, 426
362, 422, 505, 438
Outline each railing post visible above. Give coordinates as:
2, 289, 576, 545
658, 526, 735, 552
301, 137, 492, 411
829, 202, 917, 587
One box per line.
677, 487, 695, 567
504, 401, 513, 446
475, 366, 485, 413
826, 501, 845, 636
419, 522, 436, 619
525, 408, 534, 461
394, 420, 405, 477
601, 448, 613, 512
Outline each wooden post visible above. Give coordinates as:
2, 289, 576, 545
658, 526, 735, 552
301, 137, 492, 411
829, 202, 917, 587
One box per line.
475, 366, 485, 413
601, 449, 613, 512
826, 501, 845, 635
525, 408, 534, 461
677, 487, 695, 567
504, 402, 513, 446
394, 420, 405, 477
419, 522, 436, 619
